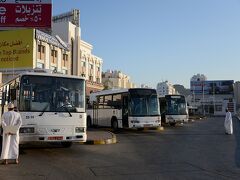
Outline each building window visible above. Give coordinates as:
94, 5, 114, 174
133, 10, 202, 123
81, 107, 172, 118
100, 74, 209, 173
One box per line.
62, 69, 68, 75
37, 62, 44, 69
37, 45, 45, 60
62, 54, 68, 67
215, 105, 222, 112
51, 66, 57, 72
96, 78, 100, 83
81, 61, 86, 67
51, 49, 58, 64
97, 66, 100, 71
90, 64, 93, 69
89, 76, 93, 81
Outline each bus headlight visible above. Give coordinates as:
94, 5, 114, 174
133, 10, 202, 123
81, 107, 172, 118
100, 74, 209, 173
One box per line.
75, 127, 85, 133
20, 127, 35, 133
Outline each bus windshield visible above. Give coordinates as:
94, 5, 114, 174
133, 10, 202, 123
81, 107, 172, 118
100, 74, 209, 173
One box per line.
129, 89, 160, 116
166, 96, 187, 115
19, 75, 85, 113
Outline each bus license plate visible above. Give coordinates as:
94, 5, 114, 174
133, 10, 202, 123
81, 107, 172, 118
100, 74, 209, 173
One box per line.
48, 136, 63, 140
144, 124, 151, 127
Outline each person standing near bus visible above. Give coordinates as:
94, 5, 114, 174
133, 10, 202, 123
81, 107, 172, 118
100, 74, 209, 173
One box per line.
224, 108, 233, 135
1, 103, 22, 165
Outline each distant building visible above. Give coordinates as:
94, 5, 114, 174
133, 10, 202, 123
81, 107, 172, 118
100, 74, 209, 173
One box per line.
140, 84, 152, 89
173, 84, 191, 97
189, 74, 235, 115
156, 81, 177, 96
102, 70, 136, 89
234, 81, 240, 109
191, 74, 207, 82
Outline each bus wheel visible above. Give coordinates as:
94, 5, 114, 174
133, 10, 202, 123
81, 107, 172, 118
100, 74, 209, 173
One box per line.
111, 119, 118, 130
87, 116, 92, 128
169, 122, 176, 126
61, 142, 72, 148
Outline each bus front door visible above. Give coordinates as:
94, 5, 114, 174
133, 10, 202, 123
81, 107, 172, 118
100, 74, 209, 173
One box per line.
122, 95, 129, 127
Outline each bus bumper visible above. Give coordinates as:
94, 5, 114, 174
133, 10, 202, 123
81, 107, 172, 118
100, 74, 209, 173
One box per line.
166, 116, 188, 124
19, 134, 87, 144
128, 116, 161, 128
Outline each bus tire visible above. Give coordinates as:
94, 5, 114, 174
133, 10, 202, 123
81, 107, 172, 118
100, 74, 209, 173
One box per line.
111, 118, 118, 130
61, 142, 72, 148
87, 116, 92, 128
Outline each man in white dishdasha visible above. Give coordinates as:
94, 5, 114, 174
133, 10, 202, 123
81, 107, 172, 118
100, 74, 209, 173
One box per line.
1, 103, 22, 165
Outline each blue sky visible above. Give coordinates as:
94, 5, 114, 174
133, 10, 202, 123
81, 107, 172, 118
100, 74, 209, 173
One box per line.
53, 0, 240, 88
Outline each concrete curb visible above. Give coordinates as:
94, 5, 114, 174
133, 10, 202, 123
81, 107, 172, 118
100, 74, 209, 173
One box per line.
78, 131, 117, 145
125, 126, 164, 131
101, 126, 164, 132
155, 126, 164, 131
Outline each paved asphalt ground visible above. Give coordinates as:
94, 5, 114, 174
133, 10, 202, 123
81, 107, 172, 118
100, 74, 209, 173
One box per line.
0, 117, 240, 180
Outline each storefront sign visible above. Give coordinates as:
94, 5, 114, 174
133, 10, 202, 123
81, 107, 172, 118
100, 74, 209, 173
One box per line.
0, 29, 33, 70
0, 0, 52, 29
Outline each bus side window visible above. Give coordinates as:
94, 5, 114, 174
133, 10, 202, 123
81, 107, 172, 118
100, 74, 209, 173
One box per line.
98, 96, 104, 109
104, 95, 112, 108
86, 97, 93, 109
112, 94, 122, 109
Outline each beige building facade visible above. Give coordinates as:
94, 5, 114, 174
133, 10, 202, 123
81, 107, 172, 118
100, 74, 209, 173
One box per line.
156, 81, 177, 96
0, 9, 103, 96
52, 10, 103, 95
102, 70, 136, 89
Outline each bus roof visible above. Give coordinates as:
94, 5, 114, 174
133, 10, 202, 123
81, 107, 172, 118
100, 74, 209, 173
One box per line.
0, 70, 85, 87
89, 88, 156, 102
20, 71, 85, 80
90, 88, 129, 97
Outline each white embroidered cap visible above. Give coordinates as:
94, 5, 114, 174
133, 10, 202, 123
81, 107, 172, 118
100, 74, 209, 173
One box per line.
8, 103, 14, 109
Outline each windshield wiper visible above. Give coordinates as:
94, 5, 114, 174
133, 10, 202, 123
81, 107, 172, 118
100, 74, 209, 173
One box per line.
39, 103, 50, 116
56, 105, 72, 117
63, 106, 72, 117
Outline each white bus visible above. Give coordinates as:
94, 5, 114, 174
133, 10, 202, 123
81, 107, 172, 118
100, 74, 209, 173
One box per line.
159, 95, 188, 126
0, 71, 86, 147
87, 88, 161, 129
